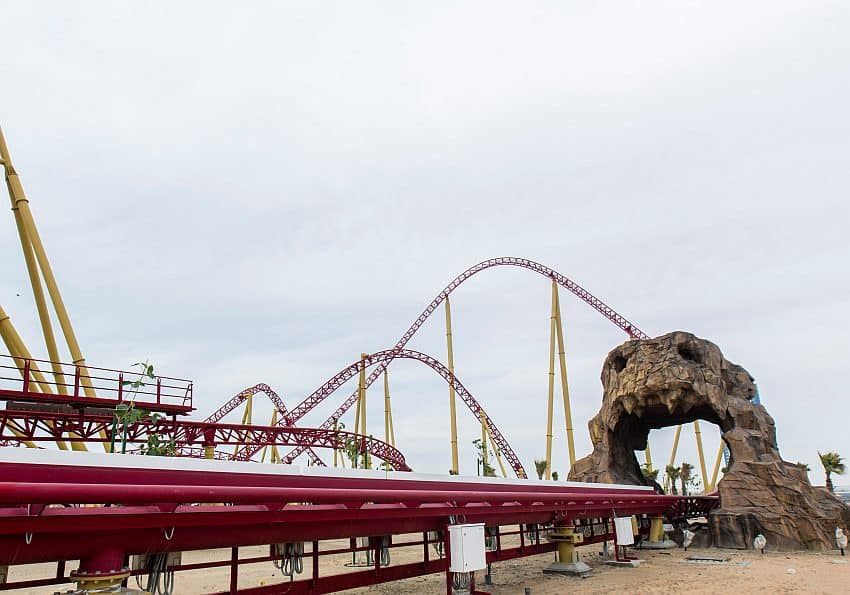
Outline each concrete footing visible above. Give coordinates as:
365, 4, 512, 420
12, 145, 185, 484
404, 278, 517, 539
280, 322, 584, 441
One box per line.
640, 539, 677, 549
543, 560, 592, 576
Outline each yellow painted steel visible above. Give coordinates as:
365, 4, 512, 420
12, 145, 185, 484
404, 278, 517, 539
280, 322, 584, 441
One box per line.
552, 281, 576, 467
0, 128, 67, 395
1, 128, 96, 404
333, 418, 339, 468
0, 305, 69, 450
648, 515, 665, 543
693, 420, 708, 489
644, 441, 653, 473
479, 409, 489, 473
358, 353, 370, 469
1, 127, 95, 451
0, 305, 57, 394
353, 380, 362, 437
234, 393, 253, 457
383, 369, 395, 447
668, 424, 682, 468
204, 445, 215, 460
547, 526, 583, 564
4, 421, 38, 449
709, 440, 725, 491
544, 282, 557, 480
358, 353, 367, 438
485, 423, 507, 478
444, 298, 459, 474
267, 410, 281, 465
9, 203, 66, 394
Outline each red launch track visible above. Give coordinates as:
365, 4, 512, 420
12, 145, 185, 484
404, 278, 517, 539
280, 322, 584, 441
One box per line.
0, 449, 718, 594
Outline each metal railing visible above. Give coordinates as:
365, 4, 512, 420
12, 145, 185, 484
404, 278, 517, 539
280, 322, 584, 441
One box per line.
0, 354, 193, 414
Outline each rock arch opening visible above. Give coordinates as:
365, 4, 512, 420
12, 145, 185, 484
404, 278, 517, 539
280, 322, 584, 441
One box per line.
569, 331, 850, 550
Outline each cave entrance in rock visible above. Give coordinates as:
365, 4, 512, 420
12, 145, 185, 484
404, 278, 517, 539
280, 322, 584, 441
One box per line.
638, 418, 729, 495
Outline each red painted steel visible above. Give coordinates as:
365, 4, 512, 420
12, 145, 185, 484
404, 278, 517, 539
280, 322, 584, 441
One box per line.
236, 349, 527, 477
279, 257, 648, 465
0, 461, 714, 566
0, 482, 670, 505
0, 456, 717, 592
0, 409, 410, 470
197, 383, 325, 466
0, 354, 193, 415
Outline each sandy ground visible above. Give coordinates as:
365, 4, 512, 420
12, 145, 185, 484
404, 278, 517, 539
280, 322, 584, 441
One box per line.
7, 537, 850, 594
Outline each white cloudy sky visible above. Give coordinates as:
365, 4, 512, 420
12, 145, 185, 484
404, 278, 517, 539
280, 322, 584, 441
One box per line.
1, 2, 848, 486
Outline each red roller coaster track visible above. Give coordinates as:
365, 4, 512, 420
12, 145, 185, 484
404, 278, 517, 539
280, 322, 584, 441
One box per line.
270, 257, 648, 466
200, 383, 325, 466
237, 349, 527, 476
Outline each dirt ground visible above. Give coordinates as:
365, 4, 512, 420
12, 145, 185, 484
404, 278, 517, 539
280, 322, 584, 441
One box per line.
8, 537, 850, 594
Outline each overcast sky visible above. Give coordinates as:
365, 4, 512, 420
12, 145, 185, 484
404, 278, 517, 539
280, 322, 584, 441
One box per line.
1, 2, 848, 486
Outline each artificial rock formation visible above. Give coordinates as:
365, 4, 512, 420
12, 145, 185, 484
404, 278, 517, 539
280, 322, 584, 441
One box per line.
568, 331, 850, 550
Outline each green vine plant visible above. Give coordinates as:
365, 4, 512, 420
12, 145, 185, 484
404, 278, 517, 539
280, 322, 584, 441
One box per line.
110, 360, 173, 456
473, 438, 496, 477
342, 435, 363, 469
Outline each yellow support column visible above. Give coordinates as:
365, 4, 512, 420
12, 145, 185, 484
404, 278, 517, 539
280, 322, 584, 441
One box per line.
0, 127, 66, 394
383, 369, 395, 447
552, 281, 576, 467
0, 127, 95, 398
693, 421, 708, 490
0, 305, 70, 450
358, 353, 367, 438
353, 385, 362, 437
479, 410, 489, 475
234, 393, 253, 457
544, 525, 589, 574
0, 305, 56, 394
709, 441, 725, 491
645, 441, 653, 473
260, 409, 277, 463
544, 282, 557, 480
445, 298, 459, 474
485, 424, 507, 478
648, 516, 665, 542
1, 127, 95, 451
358, 353, 370, 469
333, 417, 339, 468
668, 425, 682, 468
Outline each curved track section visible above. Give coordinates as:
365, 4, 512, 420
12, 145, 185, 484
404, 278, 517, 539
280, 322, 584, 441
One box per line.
239, 349, 528, 478
281, 257, 648, 465
202, 383, 326, 466
204, 383, 289, 424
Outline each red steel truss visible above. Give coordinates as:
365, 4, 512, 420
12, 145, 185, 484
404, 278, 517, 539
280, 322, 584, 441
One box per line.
235, 349, 527, 477
0, 408, 410, 470
0, 450, 718, 594
279, 257, 649, 464
0, 354, 193, 415
199, 383, 325, 466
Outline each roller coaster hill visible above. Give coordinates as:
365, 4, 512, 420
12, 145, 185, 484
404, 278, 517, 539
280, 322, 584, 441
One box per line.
0, 126, 718, 594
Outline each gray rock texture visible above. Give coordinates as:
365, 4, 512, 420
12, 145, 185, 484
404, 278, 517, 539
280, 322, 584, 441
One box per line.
568, 331, 850, 550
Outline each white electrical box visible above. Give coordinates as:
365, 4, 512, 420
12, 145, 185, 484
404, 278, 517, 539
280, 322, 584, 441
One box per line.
613, 517, 635, 546
449, 523, 486, 572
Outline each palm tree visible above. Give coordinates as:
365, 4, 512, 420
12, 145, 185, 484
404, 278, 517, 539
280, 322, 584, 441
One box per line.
665, 464, 681, 495
680, 462, 694, 496
641, 464, 659, 483
533, 459, 547, 480
819, 452, 846, 493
